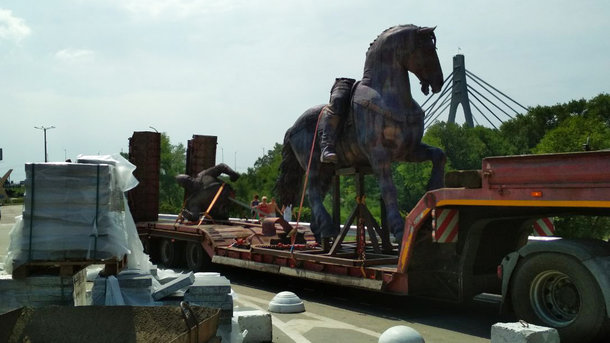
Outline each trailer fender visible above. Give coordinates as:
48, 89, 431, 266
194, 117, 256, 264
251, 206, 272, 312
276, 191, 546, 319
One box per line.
501, 239, 610, 318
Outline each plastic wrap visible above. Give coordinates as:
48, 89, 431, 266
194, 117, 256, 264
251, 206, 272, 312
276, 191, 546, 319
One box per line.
5, 154, 150, 274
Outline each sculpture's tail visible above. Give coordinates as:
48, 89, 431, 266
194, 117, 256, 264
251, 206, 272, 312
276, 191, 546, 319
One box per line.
276, 130, 303, 208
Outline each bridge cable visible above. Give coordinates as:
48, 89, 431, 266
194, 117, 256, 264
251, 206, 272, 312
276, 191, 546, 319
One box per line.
467, 85, 509, 124
465, 69, 528, 113
424, 94, 452, 127
425, 100, 452, 130
420, 72, 454, 108
467, 87, 502, 127
424, 80, 453, 115
466, 84, 514, 120
468, 93, 498, 129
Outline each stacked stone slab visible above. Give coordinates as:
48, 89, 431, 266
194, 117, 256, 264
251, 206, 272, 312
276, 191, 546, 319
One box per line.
6, 162, 130, 272
91, 270, 155, 306
184, 274, 233, 326
152, 271, 195, 301
0, 269, 86, 314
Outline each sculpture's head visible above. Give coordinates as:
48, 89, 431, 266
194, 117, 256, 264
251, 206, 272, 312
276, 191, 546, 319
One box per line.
407, 26, 443, 95
364, 25, 443, 95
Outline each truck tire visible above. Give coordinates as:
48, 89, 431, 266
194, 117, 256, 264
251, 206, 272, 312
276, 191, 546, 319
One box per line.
185, 242, 212, 272
511, 253, 606, 343
159, 239, 184, 268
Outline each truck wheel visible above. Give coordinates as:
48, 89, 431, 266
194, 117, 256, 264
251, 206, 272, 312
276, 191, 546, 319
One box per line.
185, 242, 211, 271
159, 239, 184, 268
511, 253, 606, 343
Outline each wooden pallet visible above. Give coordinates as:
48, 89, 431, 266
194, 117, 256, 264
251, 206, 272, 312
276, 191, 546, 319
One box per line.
11, 256, 126, 279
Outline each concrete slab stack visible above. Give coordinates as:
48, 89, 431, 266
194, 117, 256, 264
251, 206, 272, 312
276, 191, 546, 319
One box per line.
184, 274, 234, 326
91, 270, 155, 305
0, 268, 86, 314
6, 162, 131, 273
152, 271, 195, 300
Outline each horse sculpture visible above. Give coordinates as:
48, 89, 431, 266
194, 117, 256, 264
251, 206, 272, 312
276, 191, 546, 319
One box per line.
276, 25, 446, 243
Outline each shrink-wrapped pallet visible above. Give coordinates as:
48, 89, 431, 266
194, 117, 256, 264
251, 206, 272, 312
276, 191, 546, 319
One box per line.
5, 154, 149, 274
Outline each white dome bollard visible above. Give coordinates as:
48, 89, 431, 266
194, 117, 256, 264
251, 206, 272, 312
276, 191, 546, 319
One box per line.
379, 325, 425, 343
268, 291, 305, 313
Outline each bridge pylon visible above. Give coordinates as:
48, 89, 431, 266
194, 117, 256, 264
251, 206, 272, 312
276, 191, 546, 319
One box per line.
448, 54, 474, 128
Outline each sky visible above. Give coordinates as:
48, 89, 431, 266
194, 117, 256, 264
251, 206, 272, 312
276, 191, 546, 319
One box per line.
1, 0, 609, 182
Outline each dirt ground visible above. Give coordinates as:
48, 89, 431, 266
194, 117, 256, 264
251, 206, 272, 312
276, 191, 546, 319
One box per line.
0, 305, 219, 343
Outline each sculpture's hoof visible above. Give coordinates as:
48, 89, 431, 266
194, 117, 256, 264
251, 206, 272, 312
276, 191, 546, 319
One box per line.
321, 237, 333, 252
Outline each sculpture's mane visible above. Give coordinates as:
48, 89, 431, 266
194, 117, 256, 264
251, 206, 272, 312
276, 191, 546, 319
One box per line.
366, 24, 418, 56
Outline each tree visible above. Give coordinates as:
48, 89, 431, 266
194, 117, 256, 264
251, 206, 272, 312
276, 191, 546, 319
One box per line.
158, 133, 186, 214
231, 143, 284, 217
424, 122, 515, 170
507, 93, 610, 240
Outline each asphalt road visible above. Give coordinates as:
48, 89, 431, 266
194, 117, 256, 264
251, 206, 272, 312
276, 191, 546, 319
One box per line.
224, 265, 504, 343
0, 204, 505, 342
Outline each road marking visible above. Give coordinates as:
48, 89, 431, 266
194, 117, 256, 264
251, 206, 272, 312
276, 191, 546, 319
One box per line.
236, 293, 381, 342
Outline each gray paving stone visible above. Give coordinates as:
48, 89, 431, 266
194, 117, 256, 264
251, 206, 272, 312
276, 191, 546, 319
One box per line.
152, 272, 195, 300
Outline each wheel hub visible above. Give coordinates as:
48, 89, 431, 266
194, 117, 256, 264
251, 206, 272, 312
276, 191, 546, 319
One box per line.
531, 270, 580, 326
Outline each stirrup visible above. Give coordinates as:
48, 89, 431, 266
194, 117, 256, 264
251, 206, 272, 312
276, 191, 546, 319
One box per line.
320, 147, 338, 163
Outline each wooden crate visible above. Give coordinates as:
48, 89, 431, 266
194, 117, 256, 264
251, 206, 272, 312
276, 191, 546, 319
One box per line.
11, 256, 126, 279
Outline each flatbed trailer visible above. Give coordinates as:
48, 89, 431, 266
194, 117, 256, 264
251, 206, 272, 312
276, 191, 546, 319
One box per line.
128, 132, 610, 343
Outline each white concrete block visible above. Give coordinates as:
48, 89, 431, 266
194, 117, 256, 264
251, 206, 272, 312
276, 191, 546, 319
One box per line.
236, 309, 272, 343
491, 322, 559, 343
152, 271, 194, 300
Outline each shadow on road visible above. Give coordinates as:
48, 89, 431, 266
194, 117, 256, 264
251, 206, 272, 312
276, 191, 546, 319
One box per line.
216, 265, 513, 340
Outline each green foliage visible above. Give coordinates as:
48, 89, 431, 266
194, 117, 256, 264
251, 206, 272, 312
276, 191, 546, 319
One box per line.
503, 94, 610, 239
393, 161, 430, 211
533, 107, 610, 154
233, 143, 283, 202
554, 216, 610, 240
499, 98, 588, 154
5, 184, 25, 199
158, 133, 186, 214
424, 122, 515, 170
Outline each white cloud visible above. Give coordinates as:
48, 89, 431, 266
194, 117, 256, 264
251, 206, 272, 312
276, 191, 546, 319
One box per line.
55, 48, 95, 62
115, 0, 245, 19
0, 8, 31, 42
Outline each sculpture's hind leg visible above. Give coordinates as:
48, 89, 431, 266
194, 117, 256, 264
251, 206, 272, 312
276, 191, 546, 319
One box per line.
307, 168, 337, 241
407, 142, 446, 190
369, 147, 405, 242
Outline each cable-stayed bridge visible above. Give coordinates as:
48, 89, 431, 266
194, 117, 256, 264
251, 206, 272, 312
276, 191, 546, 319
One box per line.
422, 54, 529, 130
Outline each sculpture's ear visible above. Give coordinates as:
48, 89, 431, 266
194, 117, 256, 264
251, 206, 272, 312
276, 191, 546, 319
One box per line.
417, 26, 436, 35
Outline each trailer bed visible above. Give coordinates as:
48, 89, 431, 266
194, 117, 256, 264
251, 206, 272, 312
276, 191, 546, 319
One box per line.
136, 216, 403, 292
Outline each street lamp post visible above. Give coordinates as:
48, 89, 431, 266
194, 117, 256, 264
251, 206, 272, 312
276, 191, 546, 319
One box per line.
34, 126, 55, 162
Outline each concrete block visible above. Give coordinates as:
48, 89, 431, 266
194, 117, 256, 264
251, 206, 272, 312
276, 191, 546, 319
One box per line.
149, 264, 158, 277
188, 297, 234, 310
116, 271, 153, 288
152, 272, 195, 300
236, 309, 272, 343
185, 292, 232, 304
154, 268, 184, 284
0, 271, 85, 313
491, 322, 560, 343
91, 272, 155, 306
186, 275, 231, 295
